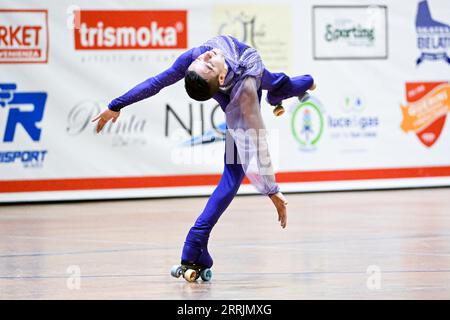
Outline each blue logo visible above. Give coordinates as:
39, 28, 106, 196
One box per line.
0, 83, 48, 167
180, 122, 226, 147
415, 0, 450, 65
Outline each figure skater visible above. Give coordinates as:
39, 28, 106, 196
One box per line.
92, 35, 315, 282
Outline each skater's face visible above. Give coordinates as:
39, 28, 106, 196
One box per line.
188, 48, 228, 86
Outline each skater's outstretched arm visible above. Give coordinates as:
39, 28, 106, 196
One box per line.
92, 47, 209, 133
108, 47, 208, 112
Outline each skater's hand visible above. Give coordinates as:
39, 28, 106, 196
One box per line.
269, 192, 288, 229
91, 109, 120, 133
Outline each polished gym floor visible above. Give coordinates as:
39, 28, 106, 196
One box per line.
1, 188, 449, 299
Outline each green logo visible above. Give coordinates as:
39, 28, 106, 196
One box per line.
325, 24, 375, 43
291, 101, 324, 150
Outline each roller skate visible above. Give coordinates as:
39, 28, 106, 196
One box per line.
170, 262, 212, 282
298, 82, 316, 103
269, 82, 317, 117
272, 103, 285, 117
175, 226, 214, 282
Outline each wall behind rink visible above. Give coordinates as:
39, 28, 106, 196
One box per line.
0, 0, 449, 202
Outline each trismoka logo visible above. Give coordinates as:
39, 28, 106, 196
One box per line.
400, 82, 450, 147
0, 10, 49, 63
74, 10, 187, 50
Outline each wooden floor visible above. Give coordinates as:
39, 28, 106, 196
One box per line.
1, 188, 450, 300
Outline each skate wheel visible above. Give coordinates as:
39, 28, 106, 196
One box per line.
170, 264, 183, 278
184, 269, 197, 282
273, 105, 285, 116
200, 268, 212, 282
299, 92, 310, 103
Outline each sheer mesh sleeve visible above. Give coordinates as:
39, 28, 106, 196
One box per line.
224, 77, 279, 196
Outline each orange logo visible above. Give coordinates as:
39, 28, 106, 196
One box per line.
74, 10, 187, 50
400, 82, 450, 147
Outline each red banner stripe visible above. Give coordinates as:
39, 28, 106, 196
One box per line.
1, 166, 450, 193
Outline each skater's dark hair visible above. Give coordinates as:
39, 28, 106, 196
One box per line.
184, 70, 220, 101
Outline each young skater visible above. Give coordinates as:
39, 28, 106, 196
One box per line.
92, 35, 315, 282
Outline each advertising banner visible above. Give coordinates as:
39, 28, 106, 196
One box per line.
1, 0, 449, 202
312, 5, 388, 59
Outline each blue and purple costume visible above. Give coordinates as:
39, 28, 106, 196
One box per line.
108, 35, 313, 268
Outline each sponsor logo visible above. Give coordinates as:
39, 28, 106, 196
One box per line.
401, 81, 450, 147
0, 150, 47, 165
328, 96, 380, 141
213, 5, 293, 72
217, 12, 263, 49
164, 102, 226, 166
180, 122, 226, 147
0, 83, 48, 167
415, 0, 450, 65
165, 103, 225, 147
0, 9, 49, 63
165, 102, 279, 168
325, 24, 374, 43
312, 5, 388, 59
74, 10, 187, 50
67, 100, 149, 147
290, 95, 380, 153
290, 97, 325, 151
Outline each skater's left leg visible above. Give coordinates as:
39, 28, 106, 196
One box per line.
261, 69, 314, 106
181, 141, 246, 268
181, 88, 264, 268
